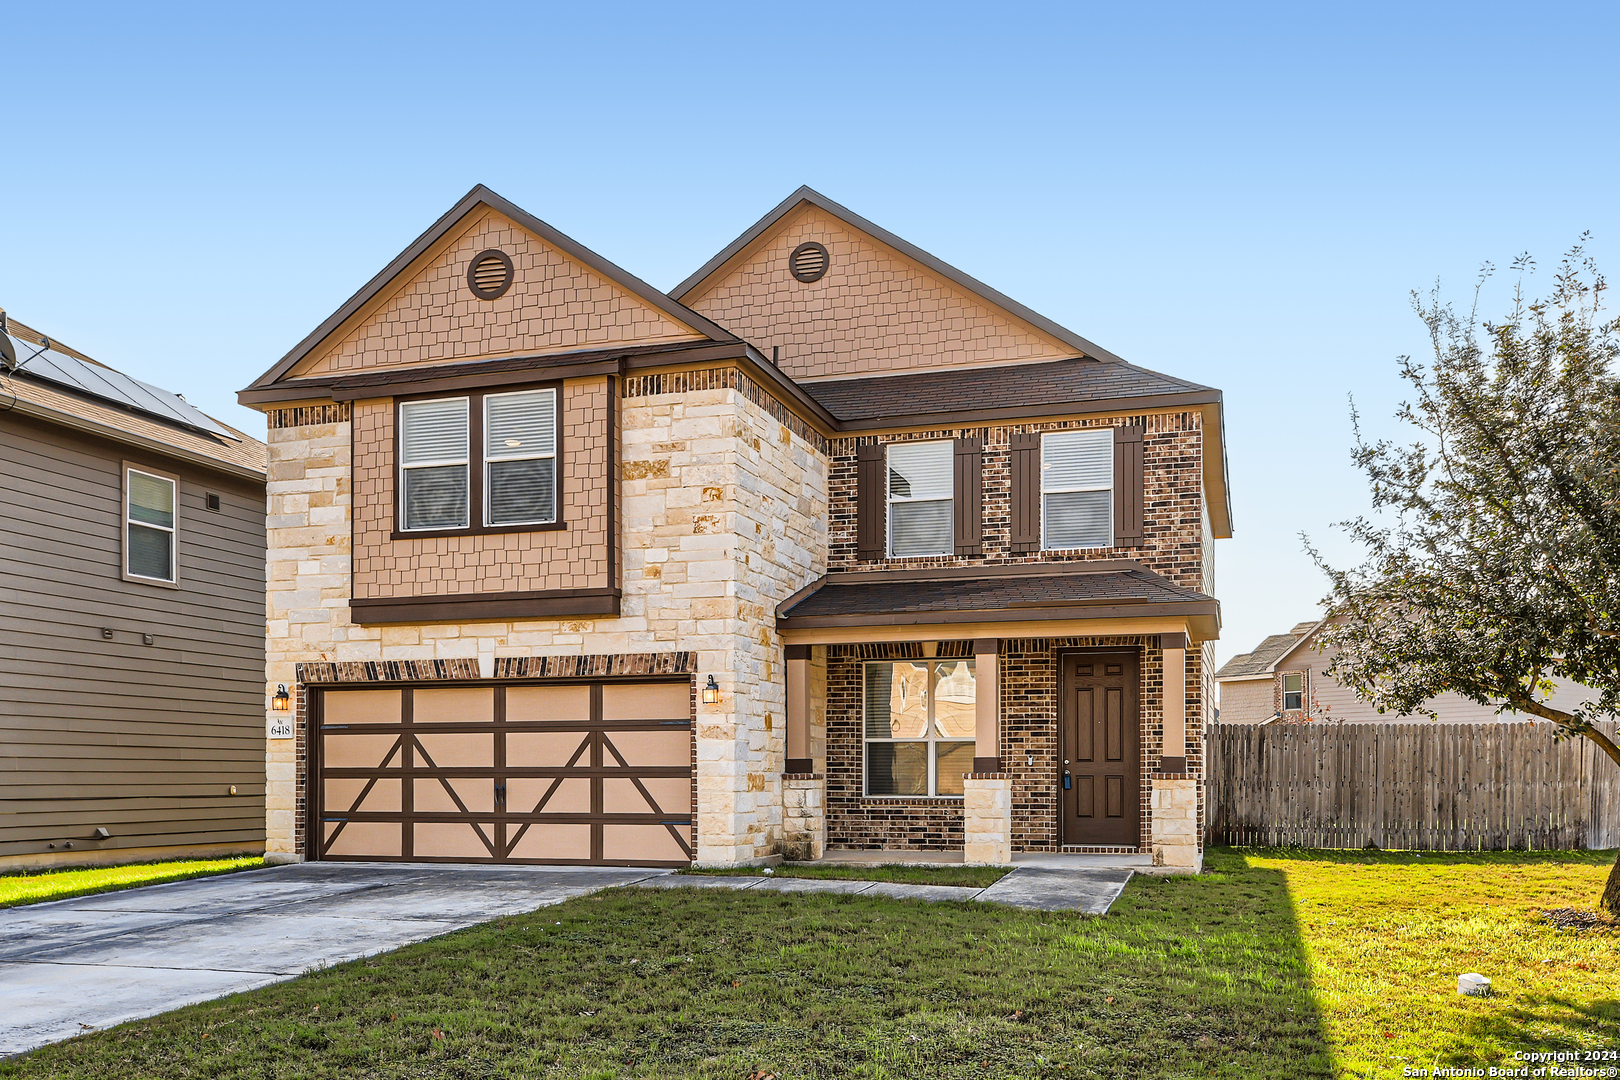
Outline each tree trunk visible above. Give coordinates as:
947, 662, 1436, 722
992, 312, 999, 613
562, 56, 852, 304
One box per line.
1605, 849, 1620, 920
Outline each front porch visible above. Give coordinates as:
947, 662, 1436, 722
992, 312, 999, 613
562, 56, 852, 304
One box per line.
773, 565, 1217, 874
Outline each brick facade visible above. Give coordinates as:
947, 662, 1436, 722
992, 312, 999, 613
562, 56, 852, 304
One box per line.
826, 411, 1207, 588
823, 635, 1205, 854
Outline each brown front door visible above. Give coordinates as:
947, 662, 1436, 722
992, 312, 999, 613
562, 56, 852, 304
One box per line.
1059, 653, 1140, 847
312, 680, 695, 867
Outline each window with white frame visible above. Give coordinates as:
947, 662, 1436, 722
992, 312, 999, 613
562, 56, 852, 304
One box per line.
125, 467, 177, 583
397, 388, 559, 532
864, 660, 976, 796
1041, 429, 1112, 549
484, 389, 557, 526
1282, 672, 1304, 712
887, 441, 953, 557
399, 397, 470, 530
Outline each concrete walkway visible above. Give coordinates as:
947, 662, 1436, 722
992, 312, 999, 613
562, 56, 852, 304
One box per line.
0, 860, 1133, 1058
650, 865, 1134, 913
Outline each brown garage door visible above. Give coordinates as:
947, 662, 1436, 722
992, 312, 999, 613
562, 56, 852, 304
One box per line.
313, 681, 694, 866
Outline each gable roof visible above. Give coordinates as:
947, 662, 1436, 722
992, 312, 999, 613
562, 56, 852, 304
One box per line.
241, 185, 737, 395
671, 185, 1125, 364
804, 355, 1219, 425
0, 314, 265, 481
1213, 620, 1325, 680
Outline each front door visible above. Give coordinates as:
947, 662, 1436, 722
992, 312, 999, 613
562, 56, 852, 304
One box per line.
1059, 652, 1140, 847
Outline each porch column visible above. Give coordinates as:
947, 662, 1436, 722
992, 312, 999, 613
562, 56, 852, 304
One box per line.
784, 645, 812, 775
972, 637, 1000, 772
1160, 633, 1187, 773
1151, 632, 1200, 871
964, 637, 1011, 865
781, 644, 824, 860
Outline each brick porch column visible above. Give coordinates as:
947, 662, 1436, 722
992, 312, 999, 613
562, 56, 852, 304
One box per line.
781, 644, 824, 860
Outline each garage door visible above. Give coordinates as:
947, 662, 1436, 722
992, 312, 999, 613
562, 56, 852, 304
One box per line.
314, 681, 694, 866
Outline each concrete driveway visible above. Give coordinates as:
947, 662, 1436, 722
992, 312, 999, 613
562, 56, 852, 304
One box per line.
0, 862, 668, 1057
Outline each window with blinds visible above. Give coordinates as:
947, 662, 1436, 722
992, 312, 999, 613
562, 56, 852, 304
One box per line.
126, 467, 177, 583
399, 398, 470, 530
887, 441, 953, 557
1041, 429, 1112, 549
864, 660, 976, 796
484, 389, 557, 526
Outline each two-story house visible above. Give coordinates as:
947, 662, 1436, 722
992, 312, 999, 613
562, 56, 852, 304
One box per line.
238, 186, 1229, 871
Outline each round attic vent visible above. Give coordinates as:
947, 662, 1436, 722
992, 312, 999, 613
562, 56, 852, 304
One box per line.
789, 241, 829, 283
467, 249, 515, 300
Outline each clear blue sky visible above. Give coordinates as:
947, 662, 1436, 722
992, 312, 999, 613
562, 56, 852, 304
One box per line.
5, 2, 1616, 673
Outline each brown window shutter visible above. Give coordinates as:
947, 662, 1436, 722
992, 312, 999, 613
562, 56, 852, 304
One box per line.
1113, 424, 1144, 548
1009, 433, 1041, 553
953, 437, 983, 556
857, 443, 885, 560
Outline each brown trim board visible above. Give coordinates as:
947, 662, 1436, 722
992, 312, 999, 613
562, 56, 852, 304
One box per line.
350, 587, 622, 625
777, 598, 1220, 631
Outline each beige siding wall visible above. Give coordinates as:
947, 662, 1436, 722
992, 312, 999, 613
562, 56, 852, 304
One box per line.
1217, 679, 1274, 724
686, 203, 1074, 383
266, 381, 827, 864
293, 209, 703, 378
351, 377, 612, 598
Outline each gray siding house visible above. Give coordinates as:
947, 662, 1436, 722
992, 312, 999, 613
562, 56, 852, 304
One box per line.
0, 313, 268, 868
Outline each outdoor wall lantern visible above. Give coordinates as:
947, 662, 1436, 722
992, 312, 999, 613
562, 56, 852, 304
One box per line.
272, 684, 291, 713
702, 675, 721, 705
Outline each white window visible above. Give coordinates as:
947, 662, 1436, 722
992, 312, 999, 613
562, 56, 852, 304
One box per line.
887, 441, 953, 557
1041, 429, 1112, 549
399, 397, 470, 531
125, 467, 177, 583
484, 389, 557, 527
864, 660, 976, 796
1282, 672, 1304, 712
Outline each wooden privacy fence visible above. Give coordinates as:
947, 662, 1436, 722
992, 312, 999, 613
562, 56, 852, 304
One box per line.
1205, 721, 1620, 850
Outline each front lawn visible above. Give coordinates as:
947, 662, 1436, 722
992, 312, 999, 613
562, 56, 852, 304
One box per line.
4, 848, 1613, 1078
680, 863, 1010, 888
0, 855, 264, 909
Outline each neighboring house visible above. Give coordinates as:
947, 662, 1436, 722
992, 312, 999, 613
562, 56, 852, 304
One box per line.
238, 185, 1230, 872
0, 313, 267, 869
1215, 619, 1594, 723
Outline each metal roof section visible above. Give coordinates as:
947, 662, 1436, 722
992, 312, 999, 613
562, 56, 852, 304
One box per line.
5, 332, 239, 439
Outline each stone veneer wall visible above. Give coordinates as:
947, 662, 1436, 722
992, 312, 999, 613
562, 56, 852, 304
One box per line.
825, 412, 1207, 589
824, 636, 1203, 854
263, 374, 826, 864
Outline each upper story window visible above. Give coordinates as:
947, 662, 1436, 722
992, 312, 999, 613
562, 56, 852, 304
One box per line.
864, 659, 976, 797
125, 465, 177, 584
887, 441, 953, 557
1041, 429, 1113, 549
484, 390, 557, 526
1282, 672, 1304, 712
397, 388, 558, 534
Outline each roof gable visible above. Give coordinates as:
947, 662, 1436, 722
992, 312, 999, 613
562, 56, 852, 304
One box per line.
674, 187, 1123, 383
246, 186, 733, 392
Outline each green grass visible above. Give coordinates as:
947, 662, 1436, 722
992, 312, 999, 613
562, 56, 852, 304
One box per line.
679, 863, 1011, 888
4, 848, 1614, 1078
1246, 847, 1618, 1079
0, 856, 264, 909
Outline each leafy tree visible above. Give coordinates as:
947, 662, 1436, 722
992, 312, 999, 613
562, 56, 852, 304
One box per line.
1311, 242, 1620, 916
